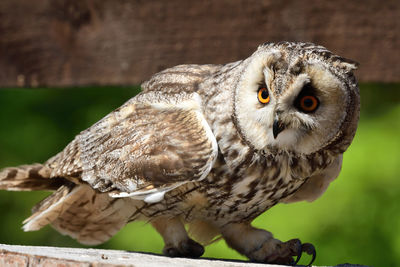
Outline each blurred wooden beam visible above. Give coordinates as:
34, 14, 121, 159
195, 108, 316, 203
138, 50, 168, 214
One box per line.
0, 0, 398, 87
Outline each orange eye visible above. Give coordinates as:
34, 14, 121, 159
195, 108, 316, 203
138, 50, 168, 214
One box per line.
257, 87, 270, 104
299, 95, 319, 112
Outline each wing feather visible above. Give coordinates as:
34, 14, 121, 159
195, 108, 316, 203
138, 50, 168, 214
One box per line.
46, 92, 218, 203
141, 64, 221, 94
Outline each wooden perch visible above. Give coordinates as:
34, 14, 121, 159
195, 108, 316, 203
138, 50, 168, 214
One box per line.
0, 244, 370, 267
0, 0, 399, 88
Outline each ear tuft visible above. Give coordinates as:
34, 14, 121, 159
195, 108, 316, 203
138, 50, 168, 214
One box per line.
336, 58, 359, 72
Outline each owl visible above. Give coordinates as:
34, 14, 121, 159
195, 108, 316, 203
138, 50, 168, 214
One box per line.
0, 42, 359, 265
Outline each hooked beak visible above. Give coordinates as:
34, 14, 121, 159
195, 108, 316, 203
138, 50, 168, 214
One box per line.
273, 116, 285, 139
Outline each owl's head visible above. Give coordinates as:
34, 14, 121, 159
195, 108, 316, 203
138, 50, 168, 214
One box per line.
233, 42, 360, 155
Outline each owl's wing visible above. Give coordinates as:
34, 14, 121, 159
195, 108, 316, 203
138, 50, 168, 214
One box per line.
46, 92, 218, 203
281, 154, 343, 203
141, 64, 222, 94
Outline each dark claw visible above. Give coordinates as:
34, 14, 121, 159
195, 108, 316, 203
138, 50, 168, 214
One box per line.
163, 238, 204, 258
301, 243, 316, 266
181, 238, 205, 258
293, 242, 303, 265
163, 247, 180, 257
254, 239, 316, 266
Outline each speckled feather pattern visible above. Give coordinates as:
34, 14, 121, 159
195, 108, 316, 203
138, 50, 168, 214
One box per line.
0, 42, 360, 262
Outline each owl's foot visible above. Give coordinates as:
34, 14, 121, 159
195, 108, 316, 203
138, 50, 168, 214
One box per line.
221, 223, 316, 266
250, 238, 316, 266
163, 238, 204, 258
152, 216, 205, 258
299, 243, 316, 265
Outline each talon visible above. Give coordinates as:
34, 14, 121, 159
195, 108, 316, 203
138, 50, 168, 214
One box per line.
293, 242, 303, 265
162, 238, 204, 258
283, 239, 302, 265
163, 246, 180, 257
181, 238, 204, 258
301, 243, 316, 266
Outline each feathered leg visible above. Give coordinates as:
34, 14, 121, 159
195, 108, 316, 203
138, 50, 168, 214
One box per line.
220, 222, 316, 265
152, 216, 204, 258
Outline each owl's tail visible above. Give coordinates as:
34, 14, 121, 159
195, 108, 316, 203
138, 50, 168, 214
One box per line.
25, 183, 131, 245
0, 163, 63, 191
1, 164, 129, 245
22, 182, 82, 232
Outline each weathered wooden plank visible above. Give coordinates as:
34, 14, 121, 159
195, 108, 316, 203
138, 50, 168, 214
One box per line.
0, 244, 369, 267
0, 0, 398, 87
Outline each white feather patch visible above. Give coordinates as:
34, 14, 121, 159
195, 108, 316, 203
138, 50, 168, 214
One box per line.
109, 182, 186, 203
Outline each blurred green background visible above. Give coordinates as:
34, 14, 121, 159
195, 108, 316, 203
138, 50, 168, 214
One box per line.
0, 84, 399, 266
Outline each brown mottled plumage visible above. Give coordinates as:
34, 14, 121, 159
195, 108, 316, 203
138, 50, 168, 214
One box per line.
0, 42, 360, 265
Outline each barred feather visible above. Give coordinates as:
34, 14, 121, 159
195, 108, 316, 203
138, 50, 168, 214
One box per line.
23, 183, 82, 231
0, 163, 63, 191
